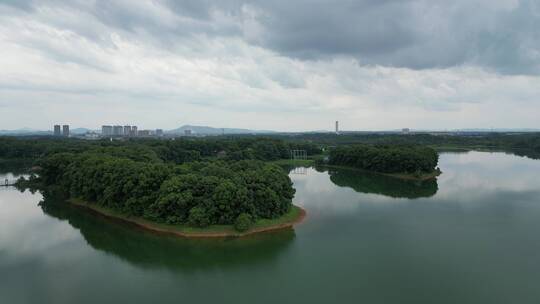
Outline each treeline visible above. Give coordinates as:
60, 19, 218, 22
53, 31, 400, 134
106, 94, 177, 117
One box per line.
0, 137, 321, 163
276, 132, 540, 152
328, 145, 439, 174
3, 133, 540, 161
38, 151, 295, 230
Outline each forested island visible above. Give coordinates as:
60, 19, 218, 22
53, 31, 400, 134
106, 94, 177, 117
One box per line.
325, 144, 440, 179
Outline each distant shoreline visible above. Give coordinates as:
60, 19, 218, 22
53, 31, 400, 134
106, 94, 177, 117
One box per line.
69, 199, 306, 238
281, 161, 441, 181
319, 164, 440, 181
271, 159, 440, 181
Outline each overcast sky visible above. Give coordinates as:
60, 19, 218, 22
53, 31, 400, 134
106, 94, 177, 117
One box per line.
1, 0, 539, 131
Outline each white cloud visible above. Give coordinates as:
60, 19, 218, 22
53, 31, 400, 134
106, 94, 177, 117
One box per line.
0, 1, 539, 131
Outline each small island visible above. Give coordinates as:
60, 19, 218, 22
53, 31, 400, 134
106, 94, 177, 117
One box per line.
322, 144, 440, 180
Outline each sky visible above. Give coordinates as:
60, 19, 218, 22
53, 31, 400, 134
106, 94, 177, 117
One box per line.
0, 0, 539, 131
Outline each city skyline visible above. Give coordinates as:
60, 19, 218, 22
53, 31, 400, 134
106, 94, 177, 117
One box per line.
1, 1, 539, 131
4, 122, 540, 135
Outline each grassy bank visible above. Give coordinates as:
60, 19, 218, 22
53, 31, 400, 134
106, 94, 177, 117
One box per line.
69, 198, 305, 238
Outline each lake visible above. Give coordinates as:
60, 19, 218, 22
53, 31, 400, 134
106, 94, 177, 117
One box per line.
2, 151, 540, 304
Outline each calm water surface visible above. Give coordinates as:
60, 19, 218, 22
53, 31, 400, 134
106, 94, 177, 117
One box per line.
2, 152, 540, 304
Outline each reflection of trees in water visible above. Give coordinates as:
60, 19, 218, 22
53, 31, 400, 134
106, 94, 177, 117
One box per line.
508, 149, 540, 160
290, 167, 308, 175
38, 191, 296, 272
317, 166, 438, 199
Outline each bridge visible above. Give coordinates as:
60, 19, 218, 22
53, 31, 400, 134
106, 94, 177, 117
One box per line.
1, 178, 17, 187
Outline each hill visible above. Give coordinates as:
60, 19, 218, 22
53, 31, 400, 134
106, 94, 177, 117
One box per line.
167, 125, 275, 135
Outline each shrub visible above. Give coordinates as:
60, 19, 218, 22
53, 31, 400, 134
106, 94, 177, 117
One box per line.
234, 213, 252, 232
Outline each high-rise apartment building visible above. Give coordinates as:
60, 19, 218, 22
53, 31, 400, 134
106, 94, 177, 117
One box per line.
53, 125, 61, 136
102, 125, 113, 136
123, 125, 131, 136
113, 125, 123, 136
137, 130, 150, 137
62, 125, 70, 137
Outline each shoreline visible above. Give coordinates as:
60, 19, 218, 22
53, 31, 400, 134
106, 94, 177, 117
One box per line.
383, 170, 441, 181
270, 160, 440, 181
69, 199, 306, 238
316, 164, 441, 181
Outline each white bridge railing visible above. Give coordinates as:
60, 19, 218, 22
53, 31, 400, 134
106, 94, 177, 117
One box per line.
290, 149, 307, 160
1, 178, 17, 187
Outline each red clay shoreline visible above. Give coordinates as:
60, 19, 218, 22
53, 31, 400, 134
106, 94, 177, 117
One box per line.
71, 200, 307, 238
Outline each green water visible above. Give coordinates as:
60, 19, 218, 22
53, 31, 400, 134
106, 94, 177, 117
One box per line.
2, 151, 540, 304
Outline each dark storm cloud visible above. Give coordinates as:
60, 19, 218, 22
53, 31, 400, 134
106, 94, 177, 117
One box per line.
2, 0, 539, 74
251, 0, 420, 57
248, 0, 540, 74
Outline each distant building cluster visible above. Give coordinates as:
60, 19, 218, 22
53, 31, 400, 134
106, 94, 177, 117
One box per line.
53, 124, 70, 137
101, 125, 164, 138
52, 124, 167, 139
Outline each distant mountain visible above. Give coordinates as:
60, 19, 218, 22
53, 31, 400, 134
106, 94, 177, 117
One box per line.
70, 128, 93, 135
167, 125, 276, 135
0, 128, 51, 135
0, 127, 95, 136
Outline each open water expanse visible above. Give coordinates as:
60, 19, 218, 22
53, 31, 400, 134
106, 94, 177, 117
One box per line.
2, 151, 540, 303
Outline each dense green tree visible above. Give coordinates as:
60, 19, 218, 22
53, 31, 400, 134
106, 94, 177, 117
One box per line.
234, 213, 252, 232
188, 206, 210, 228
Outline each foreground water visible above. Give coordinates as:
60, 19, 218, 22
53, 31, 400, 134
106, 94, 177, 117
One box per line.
2, 151, 540, 304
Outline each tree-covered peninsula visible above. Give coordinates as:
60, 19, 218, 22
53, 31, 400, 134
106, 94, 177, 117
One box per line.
37, 151, 299, 234
1, 137, 317, 235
